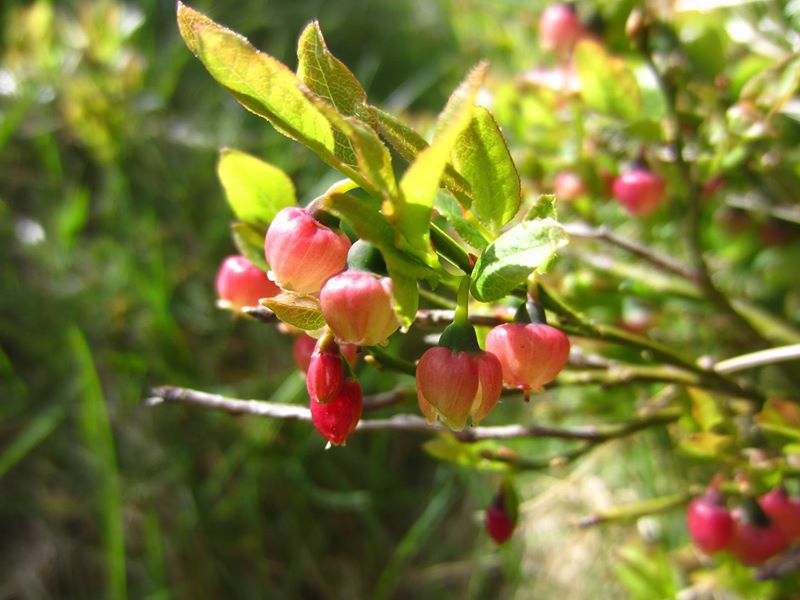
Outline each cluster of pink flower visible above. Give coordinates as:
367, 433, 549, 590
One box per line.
687, 485, 800, 566
216, 205, 571, 448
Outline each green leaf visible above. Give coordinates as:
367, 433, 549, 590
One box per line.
231, 222, 268, 271
452, 107, 520, 233
296, 21, 370, 121
387, 269, 418, 331
395, 62, 487, 264
435, 194, 488, 251
177, 4, 349, 175
261, 292, 326, 330
422, 435, 509, 472
526, 194, 557, 221
217, 148, 295, 227
501, 478, 520, 526
322, 193, 437, 281
372, 106, 473, 206
296, 21, 372, 170
575, 40, 641, 120
678, 432, 734, 459
687, 387, 728, 433
302, 93, 397, 198
471, 218, 568, 302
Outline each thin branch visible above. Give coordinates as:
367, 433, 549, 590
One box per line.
563, 222, 698, 281
755, 546, 800, 581
240, 306, 513, 330
537, 284, 764, 403
146, 385, 680, 442
713, 343, 800, 374
577, 491, 691, 528
558, 365, 701, 388
476, 442, 596, 471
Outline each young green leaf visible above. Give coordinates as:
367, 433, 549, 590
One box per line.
452, 107, 520, 234
574, 40, 641, 120
386, 268, 418, 331
371, 106, 473, 205
296, 21, 370, 121
321, 193, 436, 281
177, 4, 351, 177
434, 194, 488, 251
217, 149, 295, 227
296, 21, 371, 170
395, 62, 487, 265
261, 292, 326, 330
526, 194, 557, 221
471, 218, 568, 302
231, 222, 269, 271
302, 93, 396, 198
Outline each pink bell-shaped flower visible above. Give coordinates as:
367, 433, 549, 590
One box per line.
320, 271, 400, 346
264, 206, 351, 294
485, 322, 570, 393
215, 255, 280, 309
416, 321, 503, 430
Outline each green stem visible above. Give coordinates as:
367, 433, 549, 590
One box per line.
577, 491, 692, 527
430, 223, 473, 274
418, 287, 457, 309
454, 277, 471, 325
537, 284, 765, 404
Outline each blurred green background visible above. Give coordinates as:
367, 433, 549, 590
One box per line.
2, 0, 799, 598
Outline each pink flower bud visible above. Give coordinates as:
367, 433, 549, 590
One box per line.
484, 323, 570, 393
264, 207, 351, 294
416, 347, 503, 430
215, 255, 280, 309
320, 271, 399, 346
553, 171, 586, 201
310, 379, 363, 445
612, 168, 666, 216
539, 4, 589, 57
294, 334, 359, 373
307, 343, 346, 404
485, 495, 516, 544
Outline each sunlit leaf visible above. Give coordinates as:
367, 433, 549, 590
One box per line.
303, 93, 396, 198
395, 62, 487, 265
217, 148, 295, 227
422, 435, 509, 472
296, 21, 371, 169
526, 194, 557, 221
575, 40, 641, 120
231, 222, 268, 271
435, 194, 488, 251
687, 387, 728, 433
177, 4, 345, 172
452, 107, 520, 233
261, 292, 326, 330
679, 432, 734, 458
471, 218, 568, 302
371, 107, 472, 205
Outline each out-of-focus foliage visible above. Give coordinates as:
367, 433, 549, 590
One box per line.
2, 1, 800, 599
